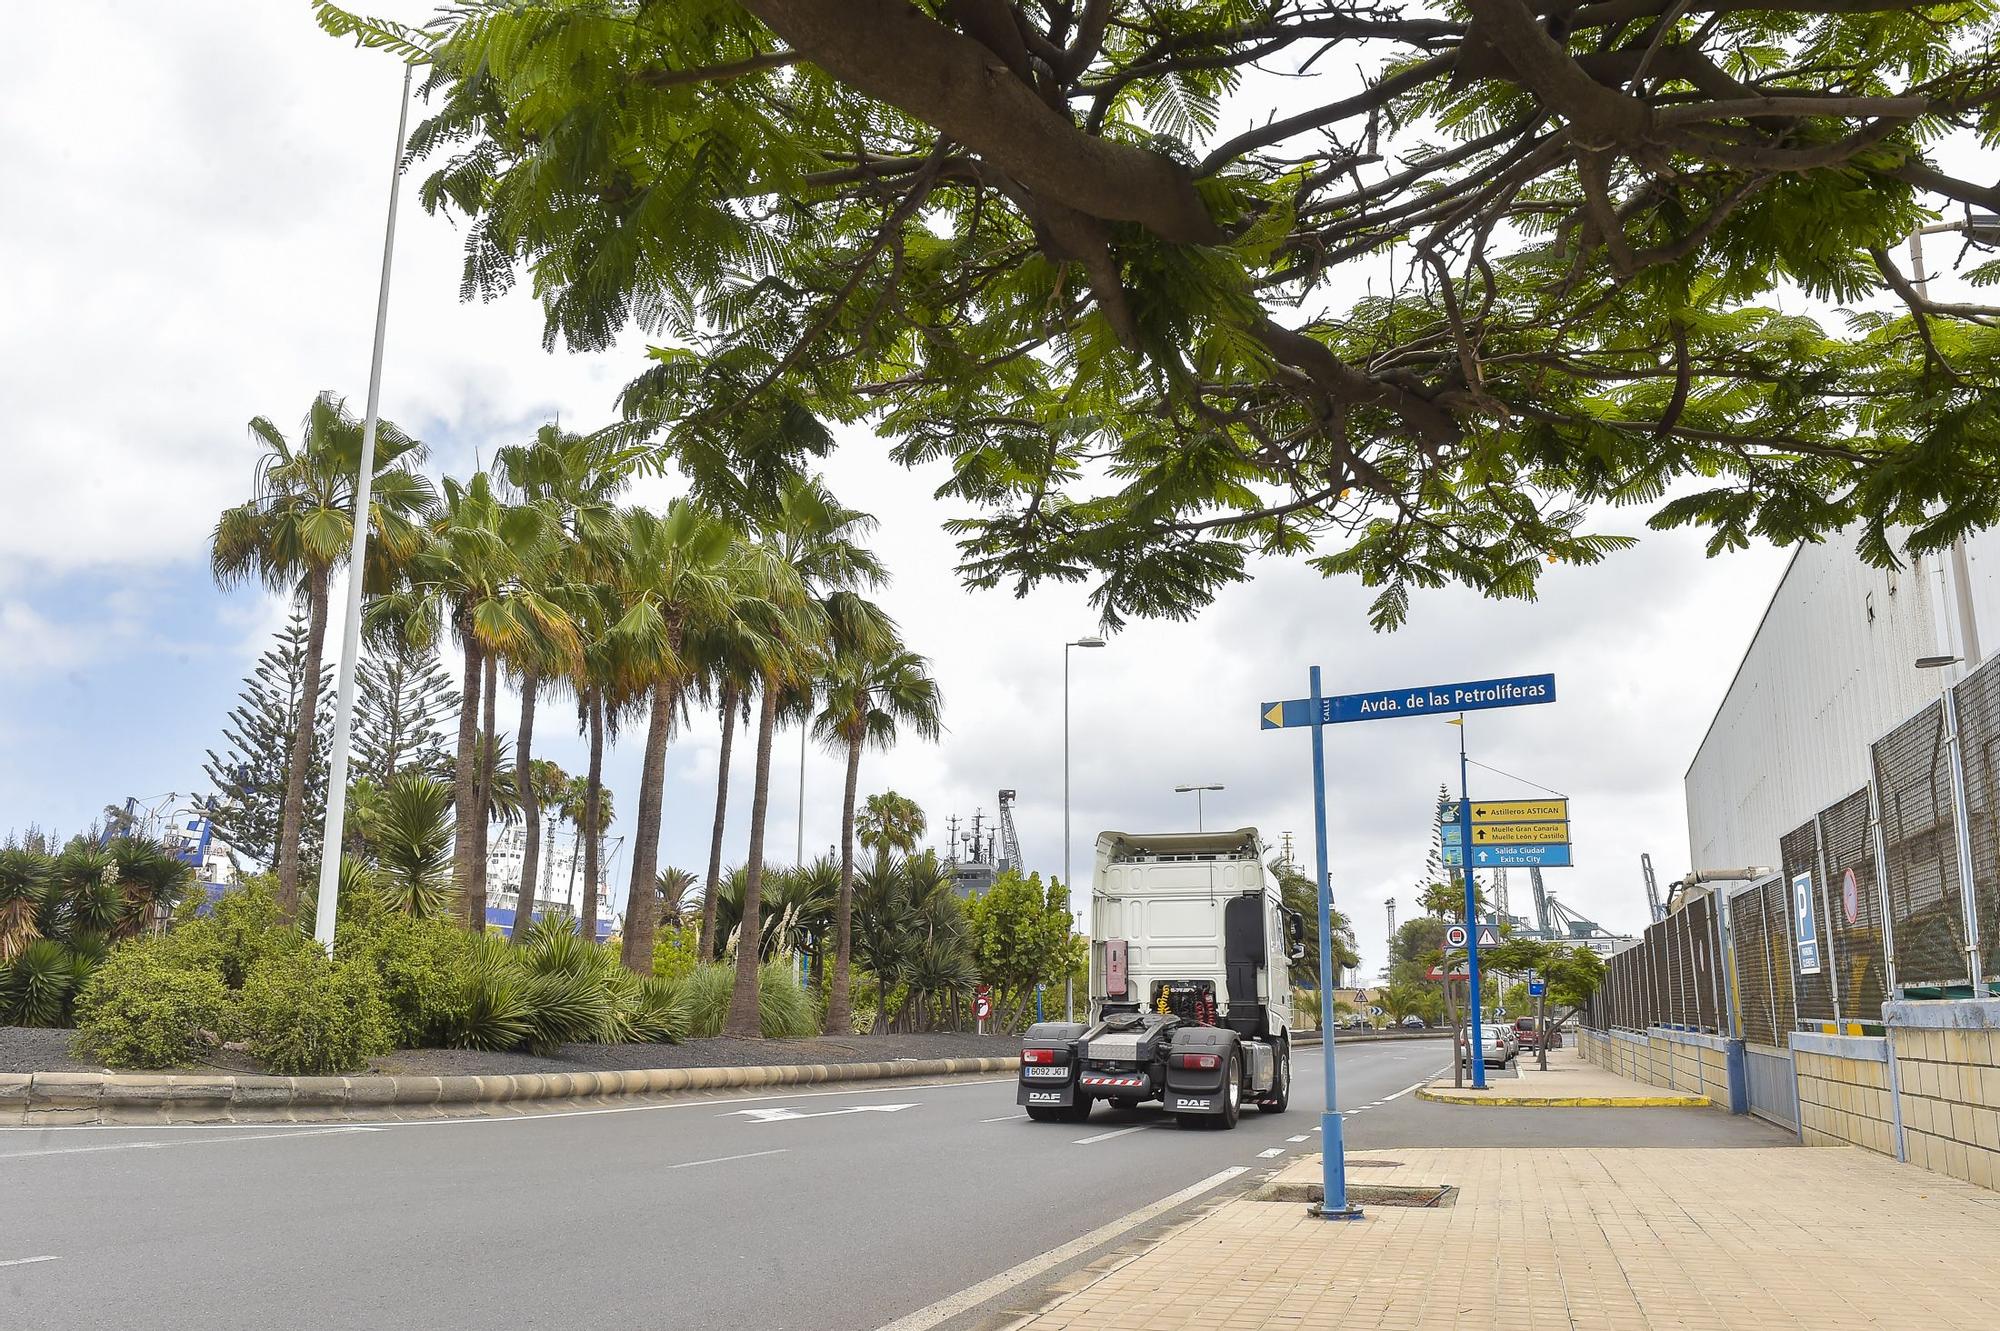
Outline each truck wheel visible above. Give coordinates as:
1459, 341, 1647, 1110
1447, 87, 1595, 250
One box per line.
1217, 1049, 1242, 1129
1061, 1095, 1095, 1123
1258, 1041, 1290, 1113
1026, 1105, 1064, 1122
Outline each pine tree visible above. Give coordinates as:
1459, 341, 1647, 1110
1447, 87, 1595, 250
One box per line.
354, 638, 459, 785
201, 611, 331, 868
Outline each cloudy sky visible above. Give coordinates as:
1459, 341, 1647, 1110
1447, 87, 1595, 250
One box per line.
0, 4, 1818, 977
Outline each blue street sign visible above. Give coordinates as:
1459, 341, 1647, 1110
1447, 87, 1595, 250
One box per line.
1529, 980, 1546, 997
1467, 843, 1572, 868
1261, 673, 1555, 729
1792, 871, 1822, 975
1441, 823, 1463, 847
1443, 845, 1464, 867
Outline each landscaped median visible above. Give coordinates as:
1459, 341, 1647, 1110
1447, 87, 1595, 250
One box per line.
1416, 1046, 1710, 1108
0, 1053, 1020, 1125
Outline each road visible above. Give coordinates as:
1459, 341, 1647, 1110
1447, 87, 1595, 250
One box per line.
0, 1036, 1786, 1331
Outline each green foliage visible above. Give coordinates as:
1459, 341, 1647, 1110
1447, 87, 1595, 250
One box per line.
652, 923, 701, 982
72, 940, 233, 1070
1273, 861, 1358, 987
164, 879, 310, 989
679, 963, 736, 1039
201, 609, 331, 867
316, 1, 2000, 631
966, 871, 1081, 1021
0, 939, 76, 1027
756, 957, 818, 1040
238, 948, 394, 1076
451, 937, 533, 1051
367, 773, 456, 918
355, 913, 476, 1047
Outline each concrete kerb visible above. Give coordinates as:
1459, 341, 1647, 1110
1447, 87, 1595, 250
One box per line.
1416, 1086, 1711, 1108
0, 1056, 1022, 1125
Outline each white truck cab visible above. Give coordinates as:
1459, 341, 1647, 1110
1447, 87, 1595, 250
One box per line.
1018, 827, 1305, 1129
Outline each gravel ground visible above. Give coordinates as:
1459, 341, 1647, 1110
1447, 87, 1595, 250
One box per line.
0, 1024, 1019, 1077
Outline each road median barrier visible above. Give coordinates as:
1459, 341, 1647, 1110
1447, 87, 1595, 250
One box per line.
0, 1055, 1021, 1126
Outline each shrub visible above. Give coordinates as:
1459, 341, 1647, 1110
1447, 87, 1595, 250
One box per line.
72, 940, 232, 1069
164, 879, 307, 988
681, 964, 734, 1039
448, 936, 531, 1051
238, 949, 392, 1076
758, 958, 818, 1039
1, 938, 77, 1027
357, 914, 476, 1047
652, 924, 701, 983
519, 968, 614, 1054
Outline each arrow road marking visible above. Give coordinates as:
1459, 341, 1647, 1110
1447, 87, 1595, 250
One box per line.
725, 1103, 917, 1124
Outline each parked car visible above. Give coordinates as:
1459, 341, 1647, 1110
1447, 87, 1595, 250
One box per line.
1514, 1016, 1542, 1050
1400, 1015, 1427, 1029
1459, 1023, 1516, 1067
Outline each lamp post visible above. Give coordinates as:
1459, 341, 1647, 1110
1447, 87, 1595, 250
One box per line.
311, 63, 414, 954
1173, 783, 1224, 831
1064, 635, 1106, 1022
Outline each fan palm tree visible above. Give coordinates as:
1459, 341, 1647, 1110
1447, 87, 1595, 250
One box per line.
607, 500, 741, 973
384, 472, 569, 929
555, 772, 616, 935
815, 633, 943, 1035
657, 866, 700, 929
722, 476, 883, 1037
856, 791, 927, 866
496, 423, 633, 939
211, 392, 434, 914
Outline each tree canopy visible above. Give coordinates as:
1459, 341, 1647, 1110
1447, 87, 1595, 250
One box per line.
318, 0, 2000, 627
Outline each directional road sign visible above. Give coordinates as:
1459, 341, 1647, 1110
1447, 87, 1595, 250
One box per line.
1260, 672, 1556, 729
1468, 843, 1572, 868
1470, 821, 1569, 845
1469, 798, 1568, 824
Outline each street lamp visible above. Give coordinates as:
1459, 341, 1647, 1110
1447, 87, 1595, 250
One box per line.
1064, 634, 1106, 1022
1173, 783, 1225, 831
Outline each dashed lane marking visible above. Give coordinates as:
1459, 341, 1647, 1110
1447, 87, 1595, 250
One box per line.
0, 1257, 59, 1270
1257, 1147, 1286, 1158
667, 1148, 788, 1170
1073, 1124, 1154, 1145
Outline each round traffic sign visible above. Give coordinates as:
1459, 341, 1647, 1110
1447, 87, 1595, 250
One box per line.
1444, 924, 1468, 948
1842, 868, 1859, 926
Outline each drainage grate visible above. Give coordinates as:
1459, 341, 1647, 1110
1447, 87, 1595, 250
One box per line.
1259, 1181, 1457, 1208
1345, 1159, 1403, 1168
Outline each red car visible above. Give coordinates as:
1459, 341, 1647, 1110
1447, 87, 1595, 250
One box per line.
1514, 1016, 1562, 1050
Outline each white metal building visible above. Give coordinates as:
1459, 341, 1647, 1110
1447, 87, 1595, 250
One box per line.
1683, 524, 2000, 872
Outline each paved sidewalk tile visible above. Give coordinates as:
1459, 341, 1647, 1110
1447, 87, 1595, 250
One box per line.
1016, 1147, 2000, 1331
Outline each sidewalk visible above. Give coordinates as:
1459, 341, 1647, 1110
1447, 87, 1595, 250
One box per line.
1417, 1044, 1708, 1107
1013, 1147, 2000, 1330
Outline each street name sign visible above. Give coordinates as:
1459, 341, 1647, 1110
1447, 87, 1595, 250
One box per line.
1470, 844, 1572, 868
1469, 799, 1568, 823
1471, 821, 1569, 845
1260, 672, 1556, 729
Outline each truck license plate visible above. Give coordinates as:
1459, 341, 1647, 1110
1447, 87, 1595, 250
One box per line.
1023, 1065, 1069, 1078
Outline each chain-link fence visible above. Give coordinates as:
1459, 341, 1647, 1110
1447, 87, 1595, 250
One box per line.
1873, 699, 1972, 991
1819, 787, 1889, 1018
1586, 660, 2000, 1039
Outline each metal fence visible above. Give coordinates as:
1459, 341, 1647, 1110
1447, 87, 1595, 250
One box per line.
1588, 654, 2000, 1043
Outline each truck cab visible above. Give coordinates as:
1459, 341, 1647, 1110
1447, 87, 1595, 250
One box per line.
1018, 828, 1305, 1129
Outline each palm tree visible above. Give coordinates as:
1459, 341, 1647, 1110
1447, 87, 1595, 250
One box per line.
554, 772, 615, 935
607, 501, 740, 973
211, 392, 433, 914
387, 472, 569, 929
815, 634, 943, 1035
520, 757, 571, 922
657, 866, 699, 929
496, 423, 633, 941
371, 773, 455, 918
723, 476, 883, 1038
856, 791, 926, 866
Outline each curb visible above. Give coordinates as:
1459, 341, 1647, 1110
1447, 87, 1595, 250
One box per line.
0, 1056, 1021, 1125
1415, 1086, 1709, 1108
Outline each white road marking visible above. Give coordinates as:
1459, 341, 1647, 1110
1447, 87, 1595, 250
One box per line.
867, 1166, 1249, 1331
980, 1114, 1026, 1124
726, 1103, 916, 1124
0, 1127, 383, 1160
1257, 1147, 1286, 1158
1073, 1124, 1153, 1145
667, 1148, 788, 1170
0, 1256, 59, 1269
1287, 1135, 1310, 1143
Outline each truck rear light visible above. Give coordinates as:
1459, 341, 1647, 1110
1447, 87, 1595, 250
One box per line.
1022, 1048, 1054, 1064
1173, 1053, 1220, 1071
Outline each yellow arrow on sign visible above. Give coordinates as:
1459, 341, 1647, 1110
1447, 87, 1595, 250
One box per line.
1471, 821, 1569, 844
1470, 799, 1568, 823
1263, 701, 1285, 728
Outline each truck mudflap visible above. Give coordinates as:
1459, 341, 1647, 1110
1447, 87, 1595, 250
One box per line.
1163, 1026, 1241, 1124
1018, 1022, 1087, 1107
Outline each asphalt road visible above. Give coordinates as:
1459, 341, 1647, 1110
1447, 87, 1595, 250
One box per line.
0, 1036, 1787, 1331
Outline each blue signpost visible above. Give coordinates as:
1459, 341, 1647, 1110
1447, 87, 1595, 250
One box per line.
1262, 669, 1558, 1211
